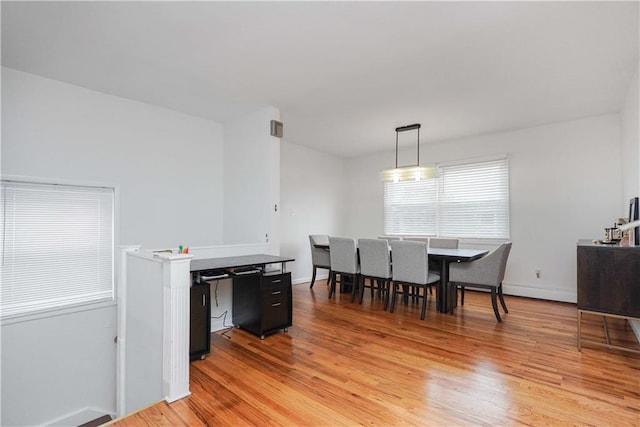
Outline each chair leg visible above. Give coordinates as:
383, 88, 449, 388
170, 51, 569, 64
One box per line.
460, 286, 465, 306
310, 266, 317, 288
350, 274, 362, 303
359, 276, 366, 304
389, 282, 398, 313
328, 272, 336, 299
350, 274, 356, 303
327, 270, 332, 285
491, 288, 502, 322
383, 279, 390, 310
498, 283, 508, 313
420, 286, 428, 320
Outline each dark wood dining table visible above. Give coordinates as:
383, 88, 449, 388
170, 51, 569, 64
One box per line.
428, 247, 488, 312
314, 243, 488, 313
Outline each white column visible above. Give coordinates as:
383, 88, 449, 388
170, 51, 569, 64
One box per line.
159, 253, 194, 402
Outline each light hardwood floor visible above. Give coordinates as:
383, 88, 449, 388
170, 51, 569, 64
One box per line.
111, 281, 640, 426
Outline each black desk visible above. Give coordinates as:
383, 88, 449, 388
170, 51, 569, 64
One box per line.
190, 254, 295, 342
314, 244, 487, 313
191, 254, 294, 273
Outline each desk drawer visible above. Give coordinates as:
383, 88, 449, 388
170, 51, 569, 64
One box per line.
263, 287, 287, 299
261, 272, 291, 289
262, 287, 290, 331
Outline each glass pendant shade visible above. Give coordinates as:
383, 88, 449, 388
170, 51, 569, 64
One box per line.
381, 123, 438, 182
380, 165, 439, 182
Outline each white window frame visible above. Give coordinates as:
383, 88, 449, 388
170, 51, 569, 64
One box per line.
384, 155, 511, 240
1, 176, 118, 325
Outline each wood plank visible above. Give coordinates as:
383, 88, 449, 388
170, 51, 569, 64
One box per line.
110, 282, 640, 426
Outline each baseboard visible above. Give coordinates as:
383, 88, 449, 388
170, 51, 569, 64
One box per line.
292, 273, 328, 286
501, 282, 576, 303
45, 407, 114, 427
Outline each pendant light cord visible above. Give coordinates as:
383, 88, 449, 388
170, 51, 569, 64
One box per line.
417, 127, 420, 167
395, 131, 399, 168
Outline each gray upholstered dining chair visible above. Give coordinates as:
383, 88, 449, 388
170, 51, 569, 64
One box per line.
357, 238, 392, 307
403, 237, 429, 243
378, 235, 403, 243
428, 238, 459, 283
448, 242, 512, 322
328, 237, 361, 301
389, 240, 440, 320
429, 238, 459, 249
308, 235, 331, 288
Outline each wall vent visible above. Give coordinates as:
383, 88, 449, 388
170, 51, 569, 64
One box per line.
270, 120, 283, 138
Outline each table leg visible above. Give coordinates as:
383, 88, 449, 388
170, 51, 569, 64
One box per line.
437, 259, 448, 313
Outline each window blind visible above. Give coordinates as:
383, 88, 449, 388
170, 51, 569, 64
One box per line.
438, 158, 509, 238
1, 181, 114, 319
383, 157, 509, 238
384, 179, 437, 236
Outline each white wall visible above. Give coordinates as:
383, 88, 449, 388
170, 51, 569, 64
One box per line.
2, 68, 225, 249
280, 141, 346, 284
223, 107, 281, 253
1, 68, 225, 426
621, 63, 639, 207
1, 307, 117, 427
620, 63, 640, 340
344, 114, 622, 302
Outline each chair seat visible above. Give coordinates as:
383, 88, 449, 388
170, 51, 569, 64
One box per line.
426, 271, 440, 284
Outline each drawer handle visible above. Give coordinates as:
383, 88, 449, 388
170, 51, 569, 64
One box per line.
271, 302, 281, 307
271, 290, 282, 295
271, 279, 282, 284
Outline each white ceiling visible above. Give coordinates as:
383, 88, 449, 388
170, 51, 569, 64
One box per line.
2, 1, 638, 158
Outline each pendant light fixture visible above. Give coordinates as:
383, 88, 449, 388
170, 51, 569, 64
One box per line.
380, 123, 439, 182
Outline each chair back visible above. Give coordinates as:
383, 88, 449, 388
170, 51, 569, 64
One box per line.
495, 242, 512, 283
390, 240, 429, 285
378, 235, 403, 244
329, 237, 359, 274
309, 235, 331, 268
358, 238, 391, 279
450, 242, 512, 286
403, 237, 429, 243
429, 238, 459, 249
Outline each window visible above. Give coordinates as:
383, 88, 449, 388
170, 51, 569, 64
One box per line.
1, 180, 114, 319
384, 157, 509, 238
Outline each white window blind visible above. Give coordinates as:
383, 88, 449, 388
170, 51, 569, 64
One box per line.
438, 158, 509, 238
1, 180, 114, 319
384, 179, 437, 236
384, 157, 509, 238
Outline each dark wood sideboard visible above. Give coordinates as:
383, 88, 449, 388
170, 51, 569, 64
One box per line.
576, 240, 640, 353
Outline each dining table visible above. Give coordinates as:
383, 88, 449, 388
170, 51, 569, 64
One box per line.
428, 247, 488, 313
314, 243, 488, 313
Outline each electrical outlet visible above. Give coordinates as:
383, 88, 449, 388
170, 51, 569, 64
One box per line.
535, 270, 541, 279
